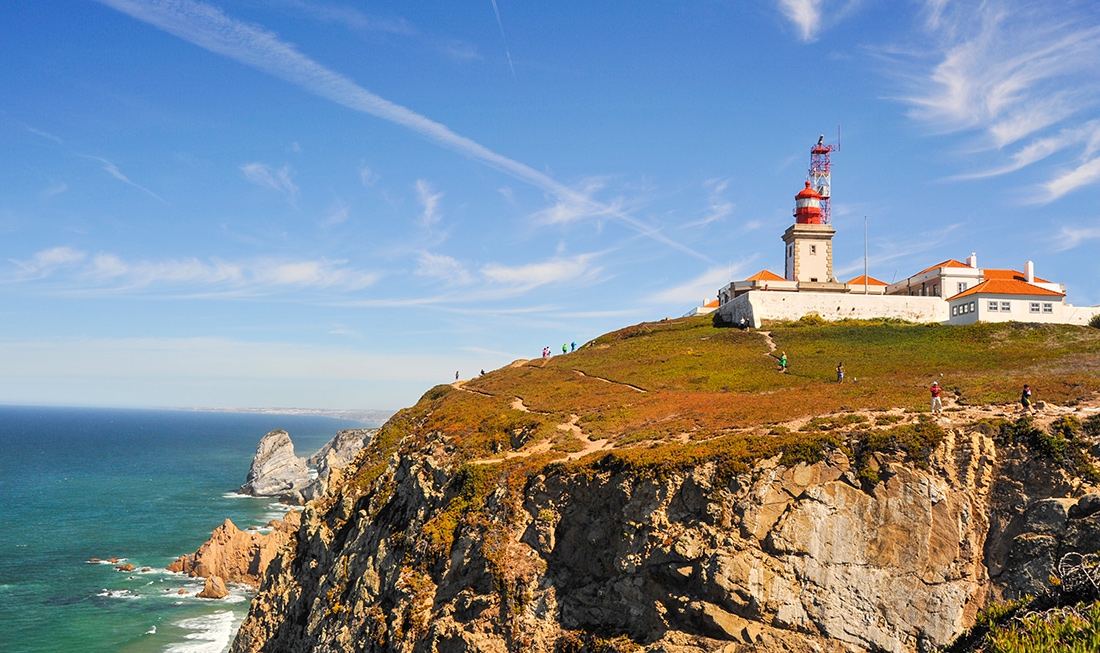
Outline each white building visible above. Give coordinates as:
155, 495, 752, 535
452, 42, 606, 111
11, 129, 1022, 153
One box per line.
714, 179, 1099, 328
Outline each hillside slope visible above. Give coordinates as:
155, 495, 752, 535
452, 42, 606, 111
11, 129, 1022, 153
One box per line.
230, 317, 1100, 653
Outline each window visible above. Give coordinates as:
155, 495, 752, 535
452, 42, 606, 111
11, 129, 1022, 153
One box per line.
952, 306, 958, 316
988, 301, 999, 311
933, 284, 939, 297
957, 282, 968, 294
1043, 303, 1053, 314
1001, 301, 1011, 312
1029, 302, 1040, 313
810, 277, 818, 282
810, 245, 817, 254
970, 302, 976, 313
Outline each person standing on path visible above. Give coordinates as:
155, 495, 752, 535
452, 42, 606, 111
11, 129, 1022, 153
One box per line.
571, 342, 576, 352
1021, 384, 1032, 412
779, 351, 787, 373
455, 371, 459, 381
836, 362, 844, 383
563, 343, 568, 354
930, 381, 942, 414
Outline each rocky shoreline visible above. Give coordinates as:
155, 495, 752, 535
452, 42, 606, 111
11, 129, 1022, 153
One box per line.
166, 427, 376, 599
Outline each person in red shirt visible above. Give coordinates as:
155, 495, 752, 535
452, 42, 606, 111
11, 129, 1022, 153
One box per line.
930, 381, 943, 414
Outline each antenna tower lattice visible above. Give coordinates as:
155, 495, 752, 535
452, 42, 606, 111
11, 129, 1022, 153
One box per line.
809, 131, 839, 223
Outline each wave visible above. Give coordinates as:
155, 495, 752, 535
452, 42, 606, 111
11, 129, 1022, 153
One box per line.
164, 611, 236, 653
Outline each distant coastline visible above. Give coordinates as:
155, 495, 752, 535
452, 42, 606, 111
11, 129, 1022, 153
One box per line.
174, 406, 394, 426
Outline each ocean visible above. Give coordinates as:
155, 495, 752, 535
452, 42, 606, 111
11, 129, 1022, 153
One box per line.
0, 405, 371, 653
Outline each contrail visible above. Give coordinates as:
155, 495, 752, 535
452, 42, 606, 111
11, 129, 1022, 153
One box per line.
95, 0, 708, 261
488, 0, 516, 80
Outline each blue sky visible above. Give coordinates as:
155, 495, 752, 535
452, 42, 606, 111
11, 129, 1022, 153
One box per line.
2, 0, 1099, 410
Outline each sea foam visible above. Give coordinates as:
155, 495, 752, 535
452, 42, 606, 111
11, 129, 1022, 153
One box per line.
165, 611, 236, 653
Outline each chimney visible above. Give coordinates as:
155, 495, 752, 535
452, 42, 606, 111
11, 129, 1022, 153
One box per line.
966, 253, 978, 268
1024, 260, 1035, 283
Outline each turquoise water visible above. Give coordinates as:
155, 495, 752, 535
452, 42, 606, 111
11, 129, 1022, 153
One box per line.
0, 406, 369, 653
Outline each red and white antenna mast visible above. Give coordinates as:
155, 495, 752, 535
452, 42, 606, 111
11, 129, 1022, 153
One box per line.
808, 127, 839, 223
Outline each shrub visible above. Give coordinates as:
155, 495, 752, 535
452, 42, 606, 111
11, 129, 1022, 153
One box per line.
1090, 313, 1100, 329
1084, 414, 1100, 439
998, 416, 1100, 483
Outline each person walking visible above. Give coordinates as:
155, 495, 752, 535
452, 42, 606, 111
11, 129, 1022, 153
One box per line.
563, 343, 568, 354
836, 362, 844, 383
570, 342, 576, 352
1021, 384, 1032, 412
455, 371, 459, 381
930, 381, 942, 414
779, 351, 788, 373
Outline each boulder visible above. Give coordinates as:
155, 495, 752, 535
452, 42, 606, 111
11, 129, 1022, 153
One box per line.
197, 575, 230, 599
238, 430, 312, 501
115, 563, 134, 572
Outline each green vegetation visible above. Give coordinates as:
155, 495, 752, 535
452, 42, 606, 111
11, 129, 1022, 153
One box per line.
996, 416, 1100, 483
985, 603, 1100, 653
1089, 313, 1100, 329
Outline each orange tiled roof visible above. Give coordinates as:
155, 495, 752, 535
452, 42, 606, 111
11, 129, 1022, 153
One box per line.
949, 279, 1064, 301
982, 268, 1053, 284
703, 299, 719, 308
845, 274, 887, 286
916, 259, 971, 276
746, 269, 786, 282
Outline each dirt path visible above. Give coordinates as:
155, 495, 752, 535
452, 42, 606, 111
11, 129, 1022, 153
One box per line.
572, 369, 647, 393
758, 330, 778, 354
451, 380, 494, 397
472, 413, 611, 465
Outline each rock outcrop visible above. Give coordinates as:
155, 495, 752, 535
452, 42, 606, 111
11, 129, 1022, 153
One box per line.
197, 575, 230, 599
167, 511, 300, 587
305, 428, 376, 499
238, 429, 313, 503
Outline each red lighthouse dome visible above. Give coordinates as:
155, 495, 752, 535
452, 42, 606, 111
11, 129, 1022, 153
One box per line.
793, 181, 824, 225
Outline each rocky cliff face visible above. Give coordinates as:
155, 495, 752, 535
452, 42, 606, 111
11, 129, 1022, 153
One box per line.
239, 429, 313, 503
228, 403, 1100, 653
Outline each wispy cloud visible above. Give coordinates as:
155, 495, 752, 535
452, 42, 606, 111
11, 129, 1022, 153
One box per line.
22, 123, 63, 144
777, 0, 824, 41
775, 0, 859, 42
80, 154, 166, 202
358, 164, 379, 186
1053, 224, 1100, 251
241, 162, 299, 200
320, 202, 349, 227
899, 1, 1100, 199
5, 247, 378, 293
480, 254, 601, 291
415, 179, 443, 227
488, 0, 517, 78
95, 0, 707, 260
680, 178, 733, 228
273, 0, 413, 35
9, 247, 86, 279
645, 264, 747, 307
415, 251, 472, 284
41, 181, 68, 198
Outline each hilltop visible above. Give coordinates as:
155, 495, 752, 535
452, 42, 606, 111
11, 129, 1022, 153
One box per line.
230, 316, 1100, 653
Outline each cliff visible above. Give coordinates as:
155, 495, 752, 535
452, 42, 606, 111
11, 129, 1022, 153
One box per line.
228, 317, 1100, 652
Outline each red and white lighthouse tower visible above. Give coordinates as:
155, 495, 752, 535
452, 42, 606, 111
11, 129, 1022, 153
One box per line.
793, 181, 824, 224
782, 149, 839, 285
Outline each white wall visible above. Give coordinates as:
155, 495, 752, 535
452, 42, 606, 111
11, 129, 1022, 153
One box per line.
718, 291, 948, 328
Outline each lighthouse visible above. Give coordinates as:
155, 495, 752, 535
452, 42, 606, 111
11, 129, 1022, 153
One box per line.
782, 181, 838, 284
